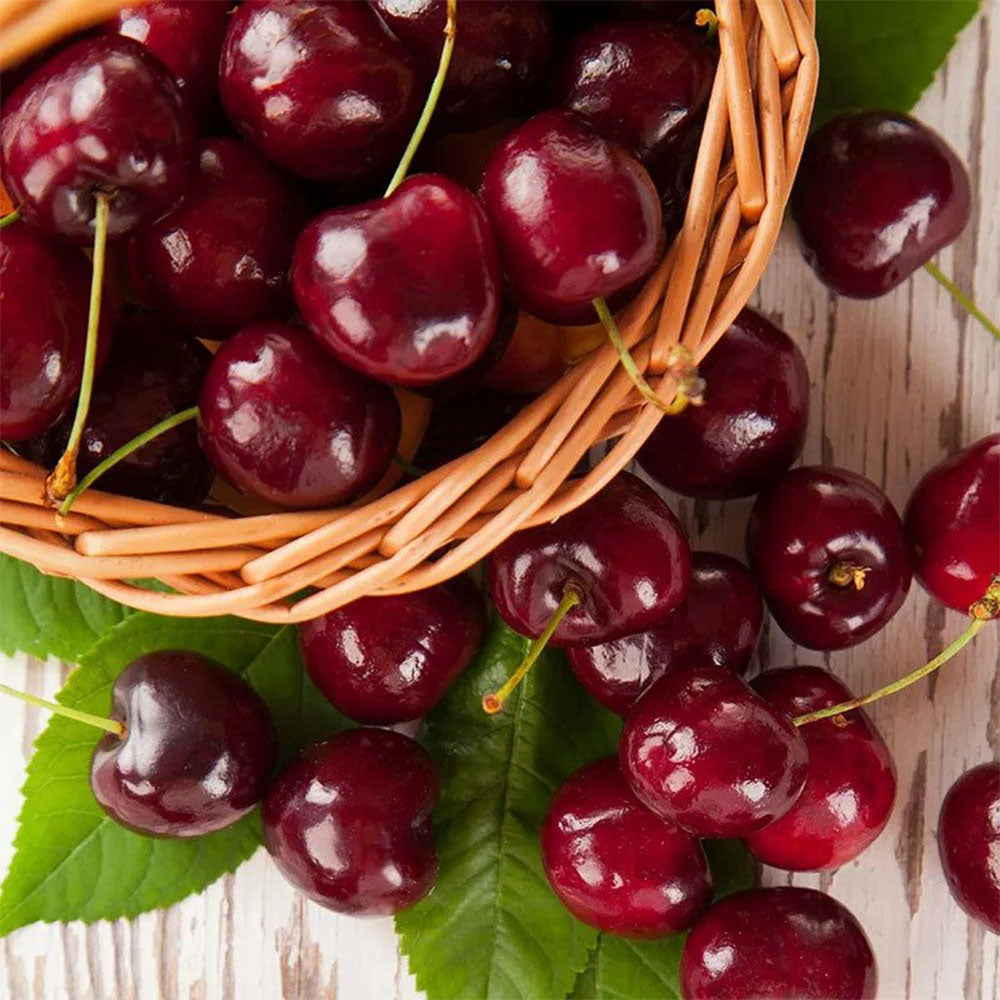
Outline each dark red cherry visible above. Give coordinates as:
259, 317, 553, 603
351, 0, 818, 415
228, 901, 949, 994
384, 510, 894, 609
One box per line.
792, 111, 971, 298
938, 763, 1000, 932
620, 660, 808, 838
0, 36, 195, 241
131, 137, 308, 340
219, 0, 422, 184
747, 467, 911, 650
480, 109, 663, 325
904, 434, 1000, 613
568, 551, 763, 715
198, 322, 401, 508
746, 667, 896, 871
489, 471, 690, 645
370, 0, 551, 131
542, 756, 711, 937
90, 650, 276, 838
293, 173, 501, 386
680, 887, 878, 999
263, 727, 439, 915
638, 308, 809, 499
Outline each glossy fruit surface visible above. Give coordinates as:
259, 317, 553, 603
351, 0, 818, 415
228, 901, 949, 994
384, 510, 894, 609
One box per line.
91, 650, 276, 838
746, 667, 896, 871
638, 308, 809, 499
293, 173, 501, 386
490, 472, 690, 645
938, 763, 1000, 932
480, 110, 663, 324
568, 552, 763, 714
198, 322, 401, 508
904, 434, 1000, 613
263, 727, 439, 915
542, 757, 712, 937
219, 0, 421, 183
1, 35, 195, 241
620, 660, 808, 837
792, 111, 971, 298
680, 887, 878, 999
747, 466, 911, 650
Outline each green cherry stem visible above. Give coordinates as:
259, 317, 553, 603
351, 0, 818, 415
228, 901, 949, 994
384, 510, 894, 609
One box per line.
383, 0, 458, 198
923, 260, 1000, 342
0, 207, 21, 228
0, 681, 125, 737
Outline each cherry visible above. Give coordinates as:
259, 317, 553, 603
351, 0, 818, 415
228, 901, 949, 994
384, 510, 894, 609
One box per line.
219, 0, 422, 184
293, 173, 502, 387
568, 551, 763, 715
746, 666, 896, 871
747, 466, 911, 650
298, 575, 486, 724
637, 308, 809, 499
130, 137, 308, 340
263, 727, 439, 915
479, 109, 663, 325
904, 434, 1000, 613
90, 650, 276, 838
680, 887, 878, 999
198, 322, 401, 508
541, 756, 712, 937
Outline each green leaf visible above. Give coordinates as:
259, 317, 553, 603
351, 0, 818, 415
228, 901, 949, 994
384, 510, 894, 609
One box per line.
814, 0, 980, 126
396, 615, 622, 1000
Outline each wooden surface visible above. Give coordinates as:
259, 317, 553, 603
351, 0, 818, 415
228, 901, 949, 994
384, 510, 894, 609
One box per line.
1, 8, 998, 999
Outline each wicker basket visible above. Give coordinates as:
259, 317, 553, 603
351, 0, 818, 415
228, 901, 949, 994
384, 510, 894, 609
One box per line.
0, 0, 819, 625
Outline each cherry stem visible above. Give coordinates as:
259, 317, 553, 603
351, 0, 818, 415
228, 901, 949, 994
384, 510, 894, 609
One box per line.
923, 260, 1000, 342
828, 561, 869, 590
482, 583, 583, 714
0, 207, 20, 228
0, 681, 124, 737
45, 191, 111, 506
384, 0, 457, 198
695, 8, 719, 39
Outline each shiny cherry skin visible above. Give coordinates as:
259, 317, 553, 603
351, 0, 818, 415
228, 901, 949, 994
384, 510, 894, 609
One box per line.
198, 322, 401, 508
904, 434, 1000, 613
680, 887, 878, 999
1, 36, 195, 241
542, 756, 712, 937
293, 173, 501, 387
263, 727, 439, 915
938, 764, 1000, 932
489, 471, 690, 646
620, 660, 809, 838
131, 137, 308, 340
298, 575, 486, 724
91, 650, 276, 838
747, 467, 912, 650
792, 111, 971, 298
568, 551, 763, 715
480, 110, 663, 325
219, 0, 422, 184
746, 667, 896, 871
0, 225, 113, 441
638, 308, 809, 499
370, 0, 551, 131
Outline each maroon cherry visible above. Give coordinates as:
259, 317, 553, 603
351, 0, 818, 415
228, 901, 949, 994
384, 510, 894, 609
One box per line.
792, 111, 970, 299
568, 551, 763, 715
480, 109, 663, 325
620, 660, 808, 838
91, 650, 276, 838
263, 727, 439, 915
904, 434, 1000, 613
198, 322, 401, 508
680, 887, 878, 999
747, 466, 911, 650
638, 308, 809, 499
746, 666, 896, 871
938, 763, 1000, 932
219, 0, 422, 184
542, 756, 712, 937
